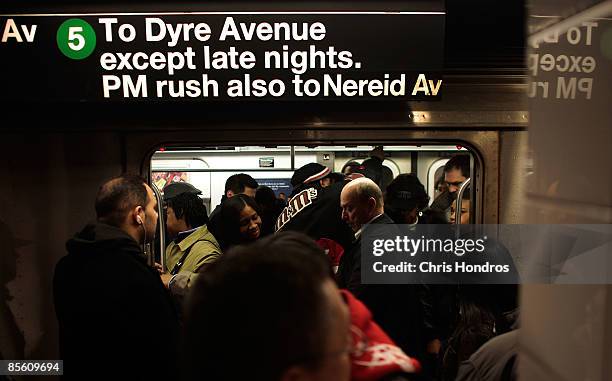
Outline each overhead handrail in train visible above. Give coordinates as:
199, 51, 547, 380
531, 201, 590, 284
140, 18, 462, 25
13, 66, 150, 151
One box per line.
151, 183, 166, 271
455, 177, 471, 225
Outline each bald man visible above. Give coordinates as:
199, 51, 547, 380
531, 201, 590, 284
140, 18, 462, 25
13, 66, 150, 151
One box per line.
338, 177, 393, 292
338, 177, 425, 357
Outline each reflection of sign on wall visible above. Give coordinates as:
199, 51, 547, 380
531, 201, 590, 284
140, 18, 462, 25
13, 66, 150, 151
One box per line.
259, 157, 274, 168
526, 14, 611, 205
528, 19, 606, 100
256, 178, 292, 196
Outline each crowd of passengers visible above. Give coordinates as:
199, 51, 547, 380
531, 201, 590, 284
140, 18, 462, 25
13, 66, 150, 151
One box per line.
53, 149, 518, 381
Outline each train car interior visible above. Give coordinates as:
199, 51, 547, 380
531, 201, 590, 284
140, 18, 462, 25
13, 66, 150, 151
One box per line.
150, 145, 471, 217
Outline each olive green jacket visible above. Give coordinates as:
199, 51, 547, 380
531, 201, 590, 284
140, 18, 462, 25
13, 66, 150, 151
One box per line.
165, 225, 221, 296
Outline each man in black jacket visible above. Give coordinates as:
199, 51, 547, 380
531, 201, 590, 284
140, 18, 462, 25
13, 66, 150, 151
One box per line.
275, 163, 354, 252
337, 177, 393, 292
337, 177, 424, 357
53, 174, 179, 379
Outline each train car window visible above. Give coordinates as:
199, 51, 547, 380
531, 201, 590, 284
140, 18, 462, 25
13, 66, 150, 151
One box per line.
428, 158, 450, 205
152, 146, 293, 212
337, 158, 401, 182
150, 144, 475, 252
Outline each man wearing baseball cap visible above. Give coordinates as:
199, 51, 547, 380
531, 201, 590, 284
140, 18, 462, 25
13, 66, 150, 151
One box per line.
161, 182, 221, 298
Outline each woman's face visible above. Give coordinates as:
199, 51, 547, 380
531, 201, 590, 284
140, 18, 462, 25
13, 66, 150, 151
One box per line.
239, 205, 262, 241
450, 199, 471, 224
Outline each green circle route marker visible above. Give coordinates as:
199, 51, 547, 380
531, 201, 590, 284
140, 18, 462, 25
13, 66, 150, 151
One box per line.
56, 19, 96, 60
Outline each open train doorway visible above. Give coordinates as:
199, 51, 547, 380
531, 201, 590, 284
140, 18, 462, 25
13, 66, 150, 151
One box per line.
149, 143, 475, 264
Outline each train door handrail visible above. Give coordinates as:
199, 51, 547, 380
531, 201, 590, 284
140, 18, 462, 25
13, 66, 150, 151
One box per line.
151, 183, 166, 271
455, 177, 471, 225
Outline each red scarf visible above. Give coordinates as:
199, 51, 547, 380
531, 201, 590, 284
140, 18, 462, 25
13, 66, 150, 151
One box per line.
341, 290, 421, 381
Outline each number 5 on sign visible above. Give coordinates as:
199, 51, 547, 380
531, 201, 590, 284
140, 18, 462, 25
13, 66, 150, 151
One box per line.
68, 26, 85, 50
57, 18, 96, 59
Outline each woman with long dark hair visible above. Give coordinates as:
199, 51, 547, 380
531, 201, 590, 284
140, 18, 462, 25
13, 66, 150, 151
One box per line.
441, 284, 518, 381
209, 194, 262, 251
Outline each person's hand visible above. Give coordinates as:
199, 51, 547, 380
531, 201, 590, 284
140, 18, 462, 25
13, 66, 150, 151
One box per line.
153, 262, 163, 274
160, 273, 173, 288
370, 146, 385, 161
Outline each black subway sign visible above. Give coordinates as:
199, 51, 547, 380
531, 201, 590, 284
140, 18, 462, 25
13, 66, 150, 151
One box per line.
0, 12, 444, 101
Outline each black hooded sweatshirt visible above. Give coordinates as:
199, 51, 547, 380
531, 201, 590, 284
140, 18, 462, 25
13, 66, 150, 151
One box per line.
53, 223, 179, 379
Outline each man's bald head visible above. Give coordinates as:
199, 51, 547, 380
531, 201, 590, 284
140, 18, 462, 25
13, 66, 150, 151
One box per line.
342, 178, 384, 209
340, 178, 384, 232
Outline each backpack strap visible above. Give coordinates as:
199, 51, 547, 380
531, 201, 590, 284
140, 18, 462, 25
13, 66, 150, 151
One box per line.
170, 245, 194, 275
